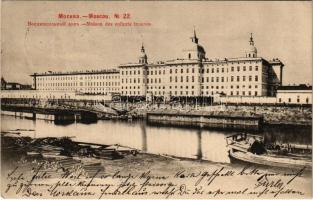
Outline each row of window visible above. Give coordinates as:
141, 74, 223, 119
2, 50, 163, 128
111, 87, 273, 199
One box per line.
37, 75, 118, 81
230, 91, 258, 96
278, 97, 310, 103
121, 84, 258, 91
37, 81, 119, 87
121, 75, 260, 85
121, 90, 259, 96
121, 65, 260, 76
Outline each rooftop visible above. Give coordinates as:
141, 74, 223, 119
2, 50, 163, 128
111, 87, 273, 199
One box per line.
277, 84, 312, 91
31, 68, 119, 76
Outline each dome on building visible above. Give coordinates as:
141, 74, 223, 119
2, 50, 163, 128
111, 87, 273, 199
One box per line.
246, 33, 257, 58
138, 44, 148, 64
183, 29, 206, 61
248, 45, 257, 54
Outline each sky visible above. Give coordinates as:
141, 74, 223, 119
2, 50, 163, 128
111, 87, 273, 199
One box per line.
1, 1, 312, 85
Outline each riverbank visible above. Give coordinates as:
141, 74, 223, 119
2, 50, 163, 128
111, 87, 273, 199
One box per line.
1, 133, 312, 199
128, 104, 312, 126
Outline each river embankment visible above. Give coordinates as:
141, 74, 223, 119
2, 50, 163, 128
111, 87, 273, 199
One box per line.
128, 104, 312, 126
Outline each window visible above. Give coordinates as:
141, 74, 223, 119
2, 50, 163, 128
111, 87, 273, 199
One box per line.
216, 77, 219, 82
255, 76, 258, 81
243, 66, 246, 71
192, 68, 195, 73
212, 68, 214, 73
237, 66, 240, 72
231, 76, 234, 82
255, 91, 258, 96
211, 77, 214, 82
255, 66, 258, 71
221, 77, 224, 82
181, 69, 183, 73
249, 76, 252, 81
279, 98, 282, 103
181, 76, 183, 82
237, 76, 240, 82
175, 77, 177, 82
186, 76, 189, 82
192, 76, 194, 82
243, 76, 246, 81
170, 69, 172, 74
231, 67, 234, 72
217, 68, 219, 73
249, 66, 252, 71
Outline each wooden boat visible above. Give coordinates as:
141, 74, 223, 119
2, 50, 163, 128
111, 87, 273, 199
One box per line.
226, 133, 312, 170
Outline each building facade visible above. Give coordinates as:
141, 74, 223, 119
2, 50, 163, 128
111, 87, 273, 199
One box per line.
31, 31, 284, 101
31, 69, 119, 95
118, 32, 284, 101
277, 85, 312, 104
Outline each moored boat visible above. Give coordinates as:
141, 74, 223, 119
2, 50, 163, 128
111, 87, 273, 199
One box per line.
226, 133, 312, 170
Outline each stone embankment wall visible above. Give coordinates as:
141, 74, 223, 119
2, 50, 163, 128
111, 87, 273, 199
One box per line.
128, 104, 312, 126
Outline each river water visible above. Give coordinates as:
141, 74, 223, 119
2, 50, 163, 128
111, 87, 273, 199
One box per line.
1, 115, 311, 164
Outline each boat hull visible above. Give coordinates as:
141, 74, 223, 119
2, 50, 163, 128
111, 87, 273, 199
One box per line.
229, 149, 312, 170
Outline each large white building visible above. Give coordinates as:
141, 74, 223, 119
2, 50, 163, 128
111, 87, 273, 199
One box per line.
118, 32, 284, 101
31, 31, 285, 102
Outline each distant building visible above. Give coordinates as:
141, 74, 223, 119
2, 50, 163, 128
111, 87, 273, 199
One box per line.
277, 84, 312, 104
30, 31, 284, 100
30, 69, 120, 95
1, 77, 7, 90
1, 77, 32, 90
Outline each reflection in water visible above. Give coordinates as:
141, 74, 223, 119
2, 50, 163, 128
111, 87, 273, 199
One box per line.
1, 115, 311, 164
141, 122, 147, 152
196, 129, 202, 160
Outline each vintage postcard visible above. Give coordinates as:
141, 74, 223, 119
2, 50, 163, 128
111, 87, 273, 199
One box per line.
1, 1, 312, 199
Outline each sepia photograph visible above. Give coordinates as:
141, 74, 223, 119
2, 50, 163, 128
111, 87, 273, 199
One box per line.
1, 1, 312, 199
